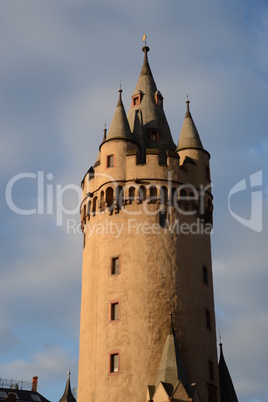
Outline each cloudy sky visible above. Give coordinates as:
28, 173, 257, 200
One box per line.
0, 1, 267, 401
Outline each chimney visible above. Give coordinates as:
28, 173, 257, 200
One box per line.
32, 376, 38, 392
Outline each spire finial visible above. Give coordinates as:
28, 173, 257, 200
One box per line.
186, 95, 190, 116
142, 34, 150, 61
219, 330, 222, 345
142, 33, 147, 47
118, 85, 122, 100
102, 122, 107, 142
117, 85, 123, 106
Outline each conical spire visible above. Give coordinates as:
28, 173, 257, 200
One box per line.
177, 99, 203, 151
219, 343, 239, 402
104, 88, 133, 141
127, 45, 175, 162
155, 315, 188, 391
136, 46, 157, 94
59, 370, 76, 402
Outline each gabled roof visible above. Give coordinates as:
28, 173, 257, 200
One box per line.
218, 343, 239, 402
0, 388, 50, 402
59, 371, 76, 402
177, 100, 203, 151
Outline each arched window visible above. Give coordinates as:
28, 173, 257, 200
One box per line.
100, 191, 105, 212
171, 187, 178, 208
116, 186, 124, 210
160, 186, 168, 206
87, 200, 91, 219
149, 186, 157, 204
129, 186, 136, 203
139, 186, 147, 202
106, 187, 114, 212
82, 204, 86, 223
92, 196, 97, 216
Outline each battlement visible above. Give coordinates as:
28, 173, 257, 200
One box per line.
80, 179, 213, 229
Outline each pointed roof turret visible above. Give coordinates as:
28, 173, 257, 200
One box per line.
136, 45, 157, 94
59, 370, 76, 402
219, 343, 239, 402
127, 45, 176, 163
177, 99, 204, 151
155, 314, 188, 391
105, 89, 134, 142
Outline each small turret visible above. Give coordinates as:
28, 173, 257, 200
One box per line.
147, 315, 193, 402
177, 98, 211, 192
177, 99, 203, 151
59, 370, 76, 402
104, 89, 133, 142
95, 89, 138, 178
219, 343, 239, 402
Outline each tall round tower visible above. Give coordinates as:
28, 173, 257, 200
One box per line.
78, 46, 219, 402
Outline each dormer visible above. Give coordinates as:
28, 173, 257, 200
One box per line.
154, 90, 163, 108
148, 128, 159, 142
131, 89, 142, 107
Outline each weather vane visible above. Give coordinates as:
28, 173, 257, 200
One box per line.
143, 33, 147, 46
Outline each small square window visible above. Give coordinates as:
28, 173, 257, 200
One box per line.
149, 129, 159, 141
111, 257, 120, 275
110, 302, 119, 321
107, 155, 114, 168
110, 353, 119, 373
203, 265, 208, 285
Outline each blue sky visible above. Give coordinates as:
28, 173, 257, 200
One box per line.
0, 1, 267, 401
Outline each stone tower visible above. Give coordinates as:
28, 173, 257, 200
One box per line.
78, 45, 218, 402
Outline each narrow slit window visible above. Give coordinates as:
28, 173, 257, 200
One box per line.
111, 257, 120, 275
107, 154, 114, 168
159, 210, 168, 228
110, 353, 119, 373
110, 302, 119, 321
